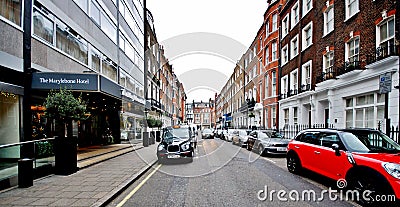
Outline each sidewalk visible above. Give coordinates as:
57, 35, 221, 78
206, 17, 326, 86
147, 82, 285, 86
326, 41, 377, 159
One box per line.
0, 144, 158, 207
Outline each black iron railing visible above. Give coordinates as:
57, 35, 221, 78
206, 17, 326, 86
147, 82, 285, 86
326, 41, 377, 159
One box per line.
367, 45, 399, 65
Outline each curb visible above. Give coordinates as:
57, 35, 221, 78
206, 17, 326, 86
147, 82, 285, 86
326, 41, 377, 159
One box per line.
93, 159, 158, 207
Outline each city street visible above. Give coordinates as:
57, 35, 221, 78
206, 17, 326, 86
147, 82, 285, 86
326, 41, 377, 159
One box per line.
107, 137, 358, 207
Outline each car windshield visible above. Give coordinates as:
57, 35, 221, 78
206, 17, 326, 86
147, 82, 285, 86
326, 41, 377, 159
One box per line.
350, 131, 400, 153
163, 128, 190, 143
340, 132, 370, 153
203, 129, 212, 133
259, 131, 284, 139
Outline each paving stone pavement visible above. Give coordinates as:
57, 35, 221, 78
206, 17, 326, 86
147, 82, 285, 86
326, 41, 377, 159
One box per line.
0, 144, 157, 207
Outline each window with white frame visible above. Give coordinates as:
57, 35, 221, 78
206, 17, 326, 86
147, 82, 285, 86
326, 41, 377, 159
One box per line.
284, 108, 289, 125
345, 93, 384, 128
324, 6, 334, 35
272, 13, 278, 32
271, 71, 276, 96
281, 75, 288, 97
291, 1, 299, 29
293, 107, 298, 125
259, 58, 263, 71
281, 44, 289, 65
323, 51, 334, 77
302, 0, 312, 17
345, 0, 359, 20
266, 21, 270, 37
265, 74, 269, 98
271, 106, 276, 128
290, 35, 299, 59
378, 17, 395, 55
272, 42, 277, 61
302, 22, 313, 50
291, 69, 298, 95
302, 61, 312, 90
346, 37, 359, 64
265, 46, 269, 64
282, 14, 289, 38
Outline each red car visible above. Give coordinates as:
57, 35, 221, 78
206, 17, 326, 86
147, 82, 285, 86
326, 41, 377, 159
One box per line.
287, 129, 400, 205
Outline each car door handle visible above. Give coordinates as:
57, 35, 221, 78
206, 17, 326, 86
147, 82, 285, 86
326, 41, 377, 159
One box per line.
294, 146, 300, 149
314, 151, 320, 154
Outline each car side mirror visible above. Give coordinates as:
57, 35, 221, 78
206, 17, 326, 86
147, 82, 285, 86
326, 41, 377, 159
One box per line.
332, 144, 341, 156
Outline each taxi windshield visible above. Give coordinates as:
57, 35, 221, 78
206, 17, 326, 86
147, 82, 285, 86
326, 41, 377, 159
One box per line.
163, 127, 190, 142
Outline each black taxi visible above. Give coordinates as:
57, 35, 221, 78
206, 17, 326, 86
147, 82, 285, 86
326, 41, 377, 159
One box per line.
157, 125, 195, 163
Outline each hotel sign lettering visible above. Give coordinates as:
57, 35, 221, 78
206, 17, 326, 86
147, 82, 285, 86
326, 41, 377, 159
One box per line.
32, 73, 98, 91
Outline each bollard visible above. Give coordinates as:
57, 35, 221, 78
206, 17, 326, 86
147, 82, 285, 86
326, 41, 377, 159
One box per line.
143, 132, 149, 147
18, 158, 33, 188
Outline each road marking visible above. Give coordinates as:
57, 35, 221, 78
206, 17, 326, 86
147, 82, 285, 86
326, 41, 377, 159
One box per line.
116, 164, 162, 207
262, 157, 277, 163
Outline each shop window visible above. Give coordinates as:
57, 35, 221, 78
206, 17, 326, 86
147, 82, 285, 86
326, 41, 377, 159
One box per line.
0, 0, 22, 26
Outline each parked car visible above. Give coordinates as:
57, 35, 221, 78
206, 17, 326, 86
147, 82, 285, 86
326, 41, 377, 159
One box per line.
215, 129, 224, 138
247, 130, 288, 155
201, 128, 214, 139
225, 129, 236, 142
232, 129, 250, 147
287, 128, 400, 205
157, 125, 195, 163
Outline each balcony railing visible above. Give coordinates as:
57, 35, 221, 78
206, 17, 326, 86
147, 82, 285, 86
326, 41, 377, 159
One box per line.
317, 66, 336, 83
336, 60, 361, 76
366, 45, 399, 65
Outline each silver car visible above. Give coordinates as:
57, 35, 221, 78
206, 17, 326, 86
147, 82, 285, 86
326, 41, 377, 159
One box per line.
232, 129, 250, 147
247, 130, 289, 156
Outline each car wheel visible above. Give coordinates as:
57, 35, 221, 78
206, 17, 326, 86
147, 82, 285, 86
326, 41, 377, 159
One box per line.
258, 145, 264, 156
287, 153, 302, 174
348, 171, 394, 206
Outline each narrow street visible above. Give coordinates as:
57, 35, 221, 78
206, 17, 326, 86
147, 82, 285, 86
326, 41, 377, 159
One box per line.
107, 137, 358, 207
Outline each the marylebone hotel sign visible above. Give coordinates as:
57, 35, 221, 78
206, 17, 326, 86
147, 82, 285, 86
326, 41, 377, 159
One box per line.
32, 72, 98, 91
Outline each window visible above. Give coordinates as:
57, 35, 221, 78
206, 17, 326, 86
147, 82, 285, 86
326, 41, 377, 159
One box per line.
272, 42, 277, 61
90, 0, 101, 24
33, 6, 55, 44
324, 6, 334, 35
346, 37, 359, 63
323, 51, 334, 78
378, 17, 395, 56
291, 70, 298, 95
281, 45, 289, 65
302, 22, 313, 50
56, 20, 88, 65
345, 93, 384, 128
265, 46, 269, 64
293, 107, 298, 125
73, 0, 88, 12
282, 15, 289, 38
291, 2, 299, 29
271, 71, 276, 96
0, 0, 22, 25
281, 75, 288, 98
302, 0, 312, 17
271, 106, 276, 128
291, 35, 299, 59
345, 0, 359, 20
266, 21, 270, 37
265, 74, 269, 98
272, 13, 278, 32
102, 56, 118, 81
91, 47, 101, 72
284, 109, 289, 125
302, 61, 312, 91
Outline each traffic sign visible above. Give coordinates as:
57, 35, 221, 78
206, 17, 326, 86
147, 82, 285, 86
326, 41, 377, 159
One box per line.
379, 72, 392, 94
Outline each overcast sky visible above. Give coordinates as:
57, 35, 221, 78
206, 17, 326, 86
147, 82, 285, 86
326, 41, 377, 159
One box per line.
146, 0, 267, 102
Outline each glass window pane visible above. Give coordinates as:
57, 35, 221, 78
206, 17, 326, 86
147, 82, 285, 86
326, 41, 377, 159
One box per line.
355, 109, 363, 127
380, 23, 387, 40
0, 0, 22, 25
388, 18, 394, 37
91, 47, 101, 72
356, 96, 365, 106
346, 98, 353, 107
377, 93, 385, 103
56, 21, 88, 65
33, 8, 54, 44
346, 110, 353, 128
365, 107, 374, 128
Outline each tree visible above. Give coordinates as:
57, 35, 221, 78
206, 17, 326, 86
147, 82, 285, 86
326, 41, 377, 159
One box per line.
43, 88, 88, 175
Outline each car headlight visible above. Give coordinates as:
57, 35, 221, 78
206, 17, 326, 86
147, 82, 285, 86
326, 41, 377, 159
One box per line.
382, 162, 400, 179
181, 142, 190, 151
158, 144, 164, 151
